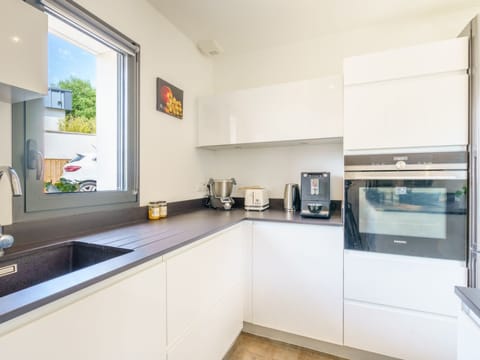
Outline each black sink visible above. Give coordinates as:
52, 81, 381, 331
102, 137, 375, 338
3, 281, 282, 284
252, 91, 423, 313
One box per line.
0, 242, 132, 297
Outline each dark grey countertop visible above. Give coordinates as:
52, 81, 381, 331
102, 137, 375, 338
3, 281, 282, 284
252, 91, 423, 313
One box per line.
456, 286, 480, 319
0, 207, 342, 324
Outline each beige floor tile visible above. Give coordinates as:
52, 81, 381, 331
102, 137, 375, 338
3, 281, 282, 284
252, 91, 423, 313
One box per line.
225, 333, 345, 360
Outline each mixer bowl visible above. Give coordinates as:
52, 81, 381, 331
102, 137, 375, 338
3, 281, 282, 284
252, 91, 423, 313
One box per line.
211, 178, 235, 198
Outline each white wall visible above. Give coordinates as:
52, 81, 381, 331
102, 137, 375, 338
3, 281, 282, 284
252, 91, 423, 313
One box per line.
206, 142, 344, 200
213, 6, 480, 92
44, 108, 64, 131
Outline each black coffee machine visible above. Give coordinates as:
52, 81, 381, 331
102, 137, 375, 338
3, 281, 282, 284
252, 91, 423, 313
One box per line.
300, 172, 331, 219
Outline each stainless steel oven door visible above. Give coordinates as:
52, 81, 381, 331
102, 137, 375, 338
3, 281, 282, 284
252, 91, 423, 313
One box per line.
344, 170, 467, 260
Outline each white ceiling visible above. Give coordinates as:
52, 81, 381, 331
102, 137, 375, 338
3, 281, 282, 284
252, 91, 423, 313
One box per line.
148, 0, 480, 55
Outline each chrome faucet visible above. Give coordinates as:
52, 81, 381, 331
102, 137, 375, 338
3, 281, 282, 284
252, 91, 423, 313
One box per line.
0, 166, 23, 197
0, 166, 23, 257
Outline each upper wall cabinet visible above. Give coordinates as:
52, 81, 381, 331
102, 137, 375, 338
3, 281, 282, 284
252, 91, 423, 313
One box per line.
0, 0, 48, 103
343, 37, 469, 152
197, 75, 343, 148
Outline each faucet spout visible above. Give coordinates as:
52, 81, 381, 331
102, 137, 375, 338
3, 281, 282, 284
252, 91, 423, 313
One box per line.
0, 166, 22, 257
0, 166, 22, 197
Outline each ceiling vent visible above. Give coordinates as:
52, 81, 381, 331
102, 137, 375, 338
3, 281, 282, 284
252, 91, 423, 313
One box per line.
197, 40, 224, 57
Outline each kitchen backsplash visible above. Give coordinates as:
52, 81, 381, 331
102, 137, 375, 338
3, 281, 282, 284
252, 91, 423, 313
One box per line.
205, 142, 344, 200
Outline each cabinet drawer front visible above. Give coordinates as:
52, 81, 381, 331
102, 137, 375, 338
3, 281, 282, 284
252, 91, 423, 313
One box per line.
344, 300, 457, 360
344, 251, 466, 316
344, 72, 468, 151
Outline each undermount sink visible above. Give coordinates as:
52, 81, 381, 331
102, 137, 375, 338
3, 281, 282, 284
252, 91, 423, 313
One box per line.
0, 242, 132, 297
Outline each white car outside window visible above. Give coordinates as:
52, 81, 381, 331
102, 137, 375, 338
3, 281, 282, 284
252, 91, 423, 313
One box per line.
61, 153, 97, 191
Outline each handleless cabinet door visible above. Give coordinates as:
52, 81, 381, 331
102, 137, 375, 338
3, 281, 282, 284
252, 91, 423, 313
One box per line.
344, 72, 468, 151
344, 250, 466, 359
458, 307, 480, 360
0, 259, 167, 360
165, 223, 246, 358
0, 0, 47, 102
252, 222, 343, 344
198, 76, 343, 147
343, 36, 469, 152
345, 300, 457, 360
344, 250, 467, 316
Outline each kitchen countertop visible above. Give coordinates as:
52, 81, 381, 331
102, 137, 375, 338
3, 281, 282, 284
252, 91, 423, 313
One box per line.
456, 286, 480, 319
0, 207, 342, 324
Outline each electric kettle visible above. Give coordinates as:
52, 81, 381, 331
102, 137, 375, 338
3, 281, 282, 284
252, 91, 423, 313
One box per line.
283, 183, 299, 212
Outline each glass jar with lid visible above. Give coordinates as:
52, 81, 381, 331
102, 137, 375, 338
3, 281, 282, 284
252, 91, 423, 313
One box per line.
148, 201, 167, 220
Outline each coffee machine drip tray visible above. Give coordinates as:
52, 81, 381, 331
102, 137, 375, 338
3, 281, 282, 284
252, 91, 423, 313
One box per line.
300, 201, 331, 219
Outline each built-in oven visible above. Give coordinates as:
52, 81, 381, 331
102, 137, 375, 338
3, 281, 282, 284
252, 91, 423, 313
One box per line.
344, 152, 467, 260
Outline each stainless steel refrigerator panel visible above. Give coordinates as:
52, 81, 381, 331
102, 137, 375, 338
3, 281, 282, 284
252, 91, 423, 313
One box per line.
461, 16, 480, 287
469, 250, 480, 287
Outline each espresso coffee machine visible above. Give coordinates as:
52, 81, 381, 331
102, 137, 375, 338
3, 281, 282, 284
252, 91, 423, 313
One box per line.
300, 172, 331, 218
206, 178, 236, 210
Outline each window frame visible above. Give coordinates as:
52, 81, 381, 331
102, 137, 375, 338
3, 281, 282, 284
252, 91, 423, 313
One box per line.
13, 0, 140, 222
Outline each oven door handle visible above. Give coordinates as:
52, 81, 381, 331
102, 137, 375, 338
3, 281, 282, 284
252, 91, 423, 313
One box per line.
344, 170, 467, 180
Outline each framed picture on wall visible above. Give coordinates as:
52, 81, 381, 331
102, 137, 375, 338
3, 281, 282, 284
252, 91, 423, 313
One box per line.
156, 78, 184, 119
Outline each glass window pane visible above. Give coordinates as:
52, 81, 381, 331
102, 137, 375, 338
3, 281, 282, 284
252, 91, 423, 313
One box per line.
43, 15, 120, 194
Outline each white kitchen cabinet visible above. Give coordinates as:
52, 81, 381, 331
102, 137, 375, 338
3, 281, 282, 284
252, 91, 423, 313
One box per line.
458, 305, 480, 360
344, 300, 457, 360
167, 277, 244, 360
252, 222, 343, 345
197, 75, 343, 147
0, 0, 47, 103
0, 258, 167, 360
344, 250, 466, 316
165, 223, 248, 358
344, 250, 466, 360
344, 37, 468, 86
343, 37, 469, 152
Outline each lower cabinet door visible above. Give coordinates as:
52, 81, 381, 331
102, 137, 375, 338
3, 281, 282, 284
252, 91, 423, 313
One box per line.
167, 283, 243, 360
457, 306, 480, 360
0, 260, 167, 360
252, 222, 343, 344
166, 224, 245, 346
166, 224, 246, 359
344, 300, 457, 360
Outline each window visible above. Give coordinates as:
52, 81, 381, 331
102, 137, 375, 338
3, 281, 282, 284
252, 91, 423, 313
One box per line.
13, 0, 139, 219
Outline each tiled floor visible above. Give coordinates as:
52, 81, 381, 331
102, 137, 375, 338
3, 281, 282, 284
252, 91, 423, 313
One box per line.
225, 333, 347, 360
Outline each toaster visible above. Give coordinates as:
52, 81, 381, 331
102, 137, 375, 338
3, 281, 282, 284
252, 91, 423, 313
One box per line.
244, 188, 270, 211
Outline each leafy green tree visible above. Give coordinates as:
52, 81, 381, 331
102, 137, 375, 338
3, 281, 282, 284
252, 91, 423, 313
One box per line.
58, 77, 96, 119
56, 77, 96, 134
